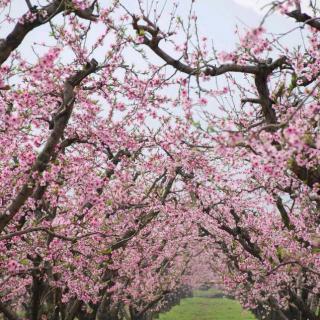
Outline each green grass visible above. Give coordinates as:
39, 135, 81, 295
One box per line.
158, 292, 256, 320
193, 288, 221, 297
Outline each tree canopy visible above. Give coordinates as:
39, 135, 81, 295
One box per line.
0, 1, 320, 320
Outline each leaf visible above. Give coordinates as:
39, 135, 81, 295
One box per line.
105, 199, 113, 206
100, 248, 112, 255
311, 248, 320, 254
288, 73, 297, 92
20, 259, 29, 266
276, 246, 288, 260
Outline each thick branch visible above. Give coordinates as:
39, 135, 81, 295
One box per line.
133, 16, 287, 129
286, 10, 320, 31
267, 297, 290, 320
275, 197, 312, 247
220, 224, 263, 261
276, 197, 294, 230
254, 72, 277, 124
0, 226, 110, 242
267, 260, 320, 277
132, 16, 261, 76
142, 34, 260, 76
137, 293, 169, 318
288, 290, 318, 320
0, 0, 98, 66
289, 158, 320, 189
0, 59, 98, 232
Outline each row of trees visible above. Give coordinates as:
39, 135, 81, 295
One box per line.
0, 0, 319, 319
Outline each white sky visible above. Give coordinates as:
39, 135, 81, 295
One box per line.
234, 0, 270, 12
234, 0, 311, 13
0, 0, 311, 127
0, 0, 307, 103
0, 1, 302, 59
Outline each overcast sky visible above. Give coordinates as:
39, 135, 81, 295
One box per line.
234, 0, 310, 12
0, 0, 304, 64
0, 0, 308, 123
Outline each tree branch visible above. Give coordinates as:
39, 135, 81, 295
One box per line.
0, 226, 111, 242
0, 59, 98, 233
132, 16, 261, 76
286, 10, 320, 31
0, 0, 99, 66
267, 260, 320, 277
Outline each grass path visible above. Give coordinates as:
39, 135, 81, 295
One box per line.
158, 290, 256, 320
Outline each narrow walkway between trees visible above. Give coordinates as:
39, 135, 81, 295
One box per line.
158, 289, 256, 320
